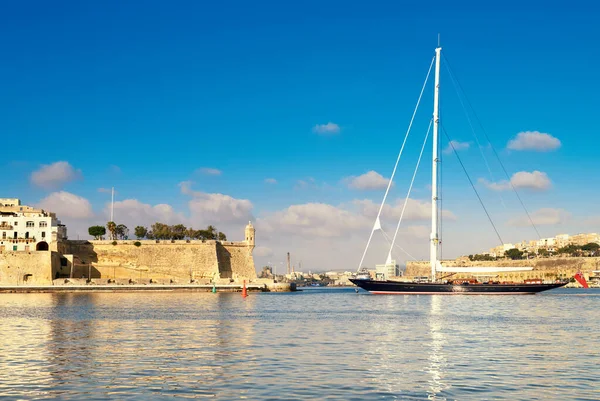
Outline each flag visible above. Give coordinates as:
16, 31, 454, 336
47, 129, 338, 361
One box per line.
574, 272, 589, 288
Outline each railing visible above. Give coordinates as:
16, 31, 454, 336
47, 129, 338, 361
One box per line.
0, 224, 13, 230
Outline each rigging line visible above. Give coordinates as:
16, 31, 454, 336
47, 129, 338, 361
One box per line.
441, 52, 541, 240
387, 119, 433, 262
441, 123, 505, 246
381, 229, 418, 261
442, 56, 507, 210
357, 55, 436, 271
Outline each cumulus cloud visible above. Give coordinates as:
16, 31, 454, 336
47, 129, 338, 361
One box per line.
345, 171, 391, 190
196, 167, 222, 176
253, 246, 274, 257
109, 199, 185, 227
38, 191, 93, 219
179, 181, 254, 231
507, 131, 561, 151
257, 198, 454, 240
312, 122, 340, 135
480, 171, 551, 191
351, 198, 456, 222
257, 203, 371, 238
30, 161, 82, 189
264, 178, 277, 184
508, 208, 570, 226
443, 140, 470, 154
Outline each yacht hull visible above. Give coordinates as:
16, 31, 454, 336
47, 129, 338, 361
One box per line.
349, 279, 567, 295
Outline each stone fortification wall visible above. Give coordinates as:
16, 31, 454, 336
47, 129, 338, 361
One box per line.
59, 240, 256, 282
406, 257, 600, 281
0, 251, 60, 285
218, 243, 256, 280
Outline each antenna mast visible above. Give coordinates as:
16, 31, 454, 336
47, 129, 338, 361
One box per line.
110, 187, 114, 222
430, 46, 442, 281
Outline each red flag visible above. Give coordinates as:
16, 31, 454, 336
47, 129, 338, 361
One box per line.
574, 272, 589, 288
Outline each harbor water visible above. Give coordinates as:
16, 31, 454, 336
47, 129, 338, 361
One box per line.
0, 287, 598, 400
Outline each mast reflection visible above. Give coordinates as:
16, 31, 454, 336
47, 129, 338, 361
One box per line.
426, 295, 449, 400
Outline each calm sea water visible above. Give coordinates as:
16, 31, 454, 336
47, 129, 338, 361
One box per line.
0, 287, 598, 400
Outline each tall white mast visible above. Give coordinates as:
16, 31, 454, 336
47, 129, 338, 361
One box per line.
110, 187, 114, 222
430, 47, 442, 281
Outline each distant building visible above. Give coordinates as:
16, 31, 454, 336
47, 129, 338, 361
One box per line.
375, 259, 401, 280
0, 198, 66, 252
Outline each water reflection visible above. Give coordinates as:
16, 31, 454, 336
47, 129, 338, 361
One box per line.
0, 289, 598, 399
426, 296, 448, 400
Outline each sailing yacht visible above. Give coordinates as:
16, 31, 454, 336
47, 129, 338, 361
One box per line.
350, 46, 567, 295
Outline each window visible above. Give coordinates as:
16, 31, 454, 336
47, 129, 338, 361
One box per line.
13, 232, 17, 239
40, 221, 47, 228
2, 232, 5, 239
13, 245, 17, 251
14, 221, 18, 226
26, 221, 34, 228
25, 232, 29, 239
41, 232, 46, 238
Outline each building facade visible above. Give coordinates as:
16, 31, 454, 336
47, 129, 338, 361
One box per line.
375, 259, 401, 279
0, 198, 67, 252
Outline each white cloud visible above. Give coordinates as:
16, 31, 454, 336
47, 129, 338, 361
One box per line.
443, 140, 470, 154
38, 191, 93, 219
254, 199, 452, 272
351, 198, 456, 222
258, 203, 371, 238
480, 170, 551, 191
196, 167, 222, 176
179, 181, 254, 232
109, 199, 185, 227
312, 122, 340, 135
264, 178, 277, 184
253, 246, 274, 257
507, 131, 561, 151
345, 171, 391, 191
30, 161, 82, 189
508, 208, 570, 227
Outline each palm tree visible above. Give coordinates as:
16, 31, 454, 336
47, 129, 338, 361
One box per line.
206, 225, 217, 240
107, 221, 117, 240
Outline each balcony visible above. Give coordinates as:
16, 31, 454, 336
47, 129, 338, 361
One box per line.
0, 224, 13, 230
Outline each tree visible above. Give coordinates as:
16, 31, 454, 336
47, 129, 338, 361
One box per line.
206, 225, 217, 240
88, 226, 106, 240
106, 221, 117, 240
538, 248, 549, 257
581, 242, 600, 251
505, 248, 524, 260
218, 231, 227, 241
134, 226, 148, 239
170, 224, 187, 240
151, 222, 170, 240
557, 244, 581, 256
116, 224, 129, 240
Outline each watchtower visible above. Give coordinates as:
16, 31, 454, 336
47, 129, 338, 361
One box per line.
245, 221, 255, 250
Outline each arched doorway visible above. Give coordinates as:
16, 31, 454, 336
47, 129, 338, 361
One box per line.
36, 241, 49, 251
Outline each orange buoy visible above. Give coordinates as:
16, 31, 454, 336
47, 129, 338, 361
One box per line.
242, 280, 248, 298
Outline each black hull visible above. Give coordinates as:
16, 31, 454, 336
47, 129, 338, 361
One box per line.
349, 279, 567, 295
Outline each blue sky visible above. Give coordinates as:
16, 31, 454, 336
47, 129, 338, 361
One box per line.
2, 1, 599, 270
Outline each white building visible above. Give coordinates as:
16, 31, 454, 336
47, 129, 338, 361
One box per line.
0, 198, 67, 252
375, 259, 402, 280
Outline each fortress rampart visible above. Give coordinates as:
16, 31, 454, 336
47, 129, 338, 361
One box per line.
406, 257, 600, 280
0, 223, 257, 285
